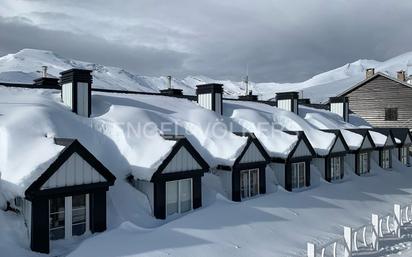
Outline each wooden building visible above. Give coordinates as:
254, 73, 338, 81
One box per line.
129, 135, 209, 219
334, 69, 412, 129
216, 133, 270, 202
17, 138, 116, 254
271, 131, 316, 191
314, 130, 349, 182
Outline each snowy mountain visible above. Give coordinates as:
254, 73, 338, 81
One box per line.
1, 49, 412, 102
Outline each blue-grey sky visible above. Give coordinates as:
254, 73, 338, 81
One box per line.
0, 0, 411, 82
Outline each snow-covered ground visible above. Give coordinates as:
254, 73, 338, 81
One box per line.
0, 85, 412, 256
2, 49, 412, 102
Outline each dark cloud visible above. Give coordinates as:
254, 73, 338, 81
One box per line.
1, 1, 412, 82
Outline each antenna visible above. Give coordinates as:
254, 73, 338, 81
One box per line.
244, 64, 249, 95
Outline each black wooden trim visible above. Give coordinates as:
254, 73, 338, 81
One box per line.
30, 197, 49, 253
259, 166, 266, 194
275, 92, 299, 100
90, 189, 107, 232
231, 168, 241, 202
324, 157, 331, 182
27, 183, 110, 199
153, 181, 166, 219
305, 160, 311, 187
195, 83, 223, 94
284, 163, 292, 191
72, 82, 78, 114
25, 139, 116, 197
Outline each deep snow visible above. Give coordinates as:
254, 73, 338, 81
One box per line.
0, 85, 412, 257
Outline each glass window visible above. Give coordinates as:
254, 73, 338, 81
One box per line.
49, 197, 65, 240
166, 179, 192, 216
385, 108, 398, 121
292, 162, 306, 190
330, 157, 343, 181
401, 147, 409, 165
358, 152, 370, 174
382, 149, 392, 169
240, 171, 250, 199
72, 195, 86, 236
179, 179, 192, 213
240, 169, 260, 199
166, 181, 179, 216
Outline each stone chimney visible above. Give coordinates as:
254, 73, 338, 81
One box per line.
329, 96, 349, 122
366, 68, 375, 79
196, 83, 223, 115
60, 69, 92, 117
275, 92, 299, 114
397, 70, 407, 82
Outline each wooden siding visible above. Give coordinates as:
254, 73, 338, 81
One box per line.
239, 142, 266, 163
346, 76, 412, 129
330, 102, 344, 118
62, 83, 73, 110
77, 82, 89, 117
163, 146, 202, 173
277, 99, 292, 112
360, 136, 373, 150
41, 153, 107, 189
330, 136, 346, 153
198, 93, 212, 110
215, 93, 222, 115
291, 140, 312, 158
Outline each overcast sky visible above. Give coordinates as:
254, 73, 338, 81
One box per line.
0, 0, 411, 82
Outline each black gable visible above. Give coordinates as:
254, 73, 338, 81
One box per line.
151, 137, 209, 181
233, 133, 270, 166
25, 138, 116, 198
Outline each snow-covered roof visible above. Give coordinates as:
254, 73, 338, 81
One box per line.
0, 87, 250, 193
223, 100, 336, 156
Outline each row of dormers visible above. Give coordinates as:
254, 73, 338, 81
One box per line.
2, 68, 412, 254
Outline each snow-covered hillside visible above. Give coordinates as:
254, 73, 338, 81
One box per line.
2, 49, 412, 102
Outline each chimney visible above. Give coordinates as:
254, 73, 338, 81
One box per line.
60, 68, 92, 117
42, 66, 48, 78
33, 66, 59, 89
329, 96, 349, 122
196, 83, 223, 115
366, 68, 375, 79
160, 76, 183, 96
275, 92, 299, 114
397, 70, 407, 82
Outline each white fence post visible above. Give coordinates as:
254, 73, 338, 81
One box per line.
394, 204, 401, 238
344, 226, 352, 257
372, 214, 379, 251
307, 242, 315, 257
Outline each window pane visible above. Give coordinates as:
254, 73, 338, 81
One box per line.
166, 181, 178, 216
72, 209, 86, 224
179, 179, 192, 213
240, 171, 249, 199
298, 163, 305, 188
50, 197, 65, 240
72, 195, 86, 209
250, 169, 259, 197
291, 164, 297, 189
72, 223, 86, 236
50, 227, 65, 240
50, 197, 65, 214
